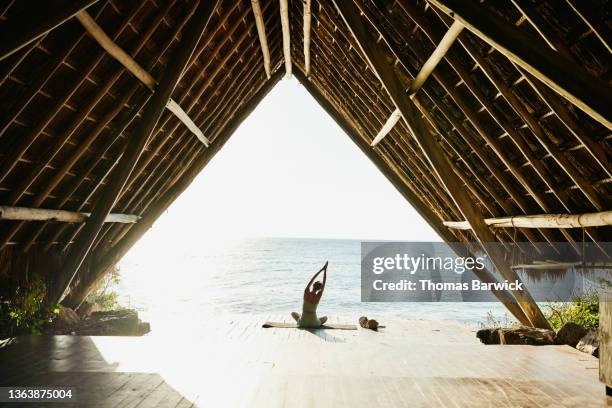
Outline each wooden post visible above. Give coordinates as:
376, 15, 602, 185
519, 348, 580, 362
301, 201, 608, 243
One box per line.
251, 0, 271, 78
332, 0, 549, 328
295, 69, 530, 326
426, 0, 612, 130
0, 0, 100, 61
54, 0, 219, 306
279, 0, 292, 77
62, 70, 283, 310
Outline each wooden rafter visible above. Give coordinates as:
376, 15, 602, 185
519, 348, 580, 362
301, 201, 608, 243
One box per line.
445, 210, 612, 230
251, 0, 271, 78
565, 0, 612, 54
371, 19, 463, 146
333, 0, 550, 329
427, 0, 612, 130
303, 0, 312, 76
0, 0, 99, 61
54, 0, 219, 306
0, 206, 138, 224
280, 0, 292, 77
76, 11, 210, 146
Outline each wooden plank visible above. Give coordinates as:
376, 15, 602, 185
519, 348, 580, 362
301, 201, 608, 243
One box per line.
54, 0, 219, 307
331, 0, 548, 329
427, 0, 612, 129
0, 0, 99, 61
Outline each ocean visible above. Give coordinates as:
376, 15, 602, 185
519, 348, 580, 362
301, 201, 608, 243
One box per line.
116, 237, 512, 332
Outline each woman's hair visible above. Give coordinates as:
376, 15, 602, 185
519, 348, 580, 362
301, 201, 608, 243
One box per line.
313, 281, 323, 292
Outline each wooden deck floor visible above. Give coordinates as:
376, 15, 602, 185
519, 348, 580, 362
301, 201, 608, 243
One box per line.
0, 316, 607, 407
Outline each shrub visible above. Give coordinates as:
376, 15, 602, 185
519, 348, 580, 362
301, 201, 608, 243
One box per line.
85, 265, 122, 311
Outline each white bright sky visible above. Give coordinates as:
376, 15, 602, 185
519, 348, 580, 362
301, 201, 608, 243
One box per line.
125, 78, 440, 256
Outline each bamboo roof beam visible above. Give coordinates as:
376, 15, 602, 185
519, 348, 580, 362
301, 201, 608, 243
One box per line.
280, 0, 292, 77
445, 210, 612, 230
371, 20, 463, 146
0, 206, 139, 224
427, 0, 612, 130
333, 0, 549, 329
251, 0, 271, 78
75, 11, 210, 146
565, 0, 612, 54
0, 0, 99, 61
54, 0, 219, 306
303, 0, 312, 76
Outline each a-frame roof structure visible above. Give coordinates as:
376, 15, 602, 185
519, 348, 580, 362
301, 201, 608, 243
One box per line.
0, 0, 610, 327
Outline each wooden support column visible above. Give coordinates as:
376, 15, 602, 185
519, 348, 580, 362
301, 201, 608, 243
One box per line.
295, 69, 530, 326
0, 0, 99, 61
54, 0, 219, 306
62, 70, 283, 310
371, 19, 463, 146
303, 0, 312, 76
75, 10, 210, 146
333, 0, 549, 328
251, 0, 271, 78
279, 0, 292, 77
427, 0, 612, 130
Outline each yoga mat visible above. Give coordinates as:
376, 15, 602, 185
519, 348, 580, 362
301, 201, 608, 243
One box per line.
262, 321, 357, 330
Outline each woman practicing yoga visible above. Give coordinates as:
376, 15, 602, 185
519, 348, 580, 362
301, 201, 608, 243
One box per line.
291, 261, 328, 327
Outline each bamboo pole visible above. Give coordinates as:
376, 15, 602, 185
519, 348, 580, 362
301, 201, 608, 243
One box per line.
0, 206, 138, 224
426, 0, 612, 130
75, 10, 210, 146
279, 0, 292, 77
303, 0, 312, 76
333, 0, 549, 329
565, 0, 612, 54
445, 210, 612, 230
0, 0, 99, 61
251, 0, 271, 78
371, 20, 463, 146
54, 0, 219, 306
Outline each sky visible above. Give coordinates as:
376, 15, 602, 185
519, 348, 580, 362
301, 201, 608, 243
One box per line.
124, 78, 440, 255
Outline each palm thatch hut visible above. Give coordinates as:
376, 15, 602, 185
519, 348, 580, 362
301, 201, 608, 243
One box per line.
0, 0, 610, 330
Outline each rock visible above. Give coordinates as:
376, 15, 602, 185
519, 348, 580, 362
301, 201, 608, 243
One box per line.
49, 306, 81, 333
576, 330, 599, 357
499, 327, 555, 345
138, 321, 151, 335
476, 328, 500, 344
76, 310, 141, 336
76, 301, 101, 319
358, 316, 379, 331
555, 322, 588, 347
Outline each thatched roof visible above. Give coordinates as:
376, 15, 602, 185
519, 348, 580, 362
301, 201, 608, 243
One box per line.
0, 0, 610, 325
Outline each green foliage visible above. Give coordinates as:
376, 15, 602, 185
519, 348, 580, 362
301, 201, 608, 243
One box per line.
0, 274, 57, 336
544, 278, 609, 331
85, 265, 122, 311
